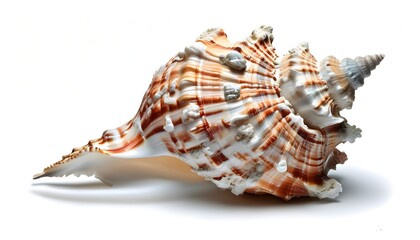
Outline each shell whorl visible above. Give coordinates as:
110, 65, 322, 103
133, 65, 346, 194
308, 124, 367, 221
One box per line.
320, 54, 385, 110
279, 43, 344, 129
342, 54, 385, 89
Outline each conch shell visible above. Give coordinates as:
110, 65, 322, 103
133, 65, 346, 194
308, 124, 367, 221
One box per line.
33, 25, 384, 200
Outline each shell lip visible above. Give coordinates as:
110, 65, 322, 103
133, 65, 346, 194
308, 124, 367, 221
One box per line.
33, 171, 47, 179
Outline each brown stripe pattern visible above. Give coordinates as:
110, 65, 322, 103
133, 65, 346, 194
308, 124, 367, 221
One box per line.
36, 25, 384, 200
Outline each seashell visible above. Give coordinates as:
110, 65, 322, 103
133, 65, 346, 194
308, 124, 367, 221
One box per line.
33, 25, 384, 200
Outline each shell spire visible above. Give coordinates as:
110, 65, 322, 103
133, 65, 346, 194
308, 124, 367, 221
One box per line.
342, 54, 385, 89
320, 53, 385, 111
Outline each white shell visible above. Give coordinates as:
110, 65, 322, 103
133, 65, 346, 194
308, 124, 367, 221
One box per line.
33, 26, 384, 200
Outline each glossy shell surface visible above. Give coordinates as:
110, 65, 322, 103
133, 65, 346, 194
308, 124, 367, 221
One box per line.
34, 25, 384, 200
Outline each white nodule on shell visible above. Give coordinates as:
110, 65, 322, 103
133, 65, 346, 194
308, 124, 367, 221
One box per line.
229, 114, 249, 126
169, 81, 177, 93
176, 51, 185, 60
146, 106, 152, 117
224, 84, 241, 101
299, 42, 309, 50
163, 115, 174, 132
276, 159, 288, 173
248, 135, 260, 148
181, 104, 201, 123
248, 25, 274, 43
146, 97, 152, 105
236, 123, 254, 141
201, 143, 215, 156
220, 51, 247, 71
163, 93, 177, 105
184, 42, 206, 58
153, 85, 167, 102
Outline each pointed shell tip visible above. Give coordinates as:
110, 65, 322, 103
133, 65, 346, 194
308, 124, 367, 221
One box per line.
33, 172, 46, 180
379, 53, 385, 61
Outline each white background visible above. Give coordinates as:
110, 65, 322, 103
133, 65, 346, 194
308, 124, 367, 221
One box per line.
1, 0, 418, 239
